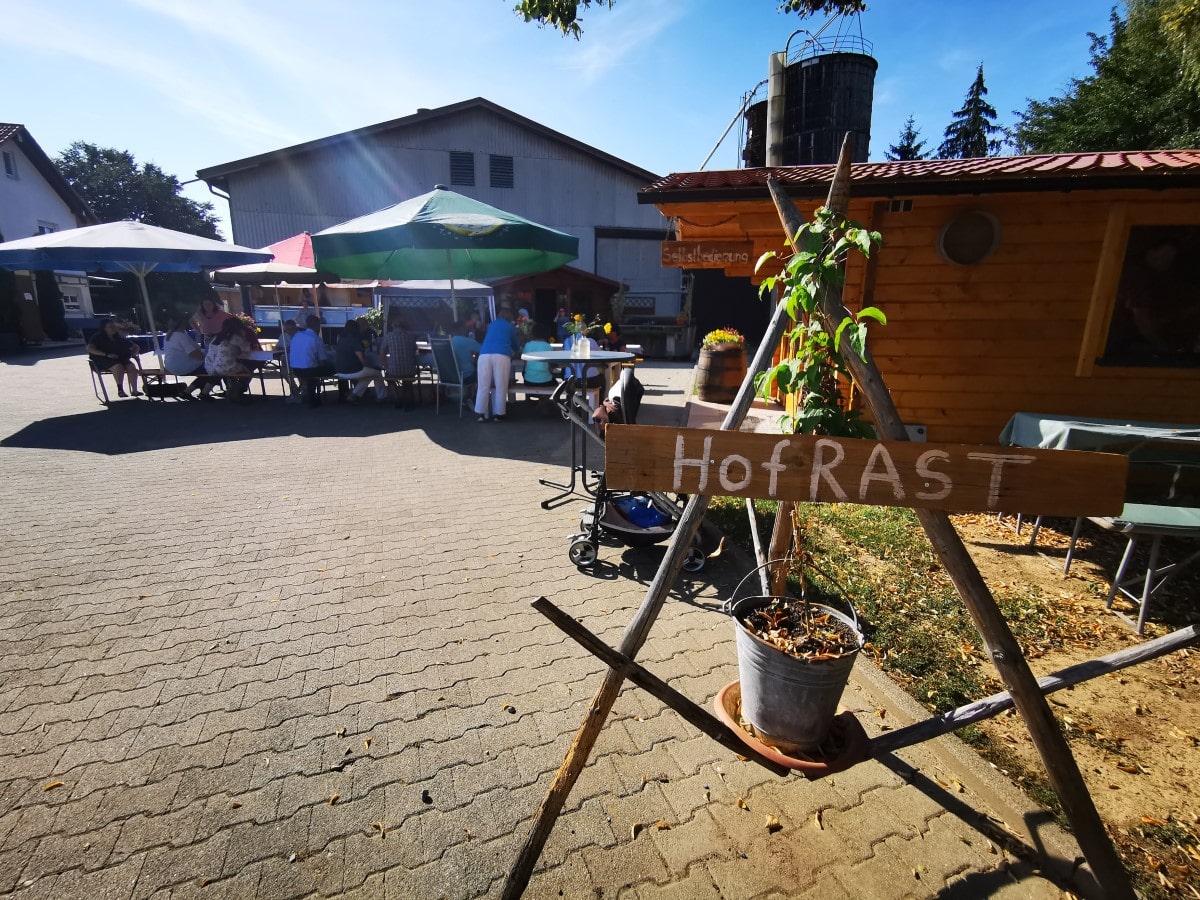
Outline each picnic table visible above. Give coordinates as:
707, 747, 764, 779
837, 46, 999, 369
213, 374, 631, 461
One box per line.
1001, 412, 1200, 632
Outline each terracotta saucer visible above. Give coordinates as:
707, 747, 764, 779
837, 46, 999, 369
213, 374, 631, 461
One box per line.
713, 680, 869, 780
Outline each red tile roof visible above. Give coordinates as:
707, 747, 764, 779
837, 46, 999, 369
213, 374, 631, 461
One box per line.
639, 151, 1200, 204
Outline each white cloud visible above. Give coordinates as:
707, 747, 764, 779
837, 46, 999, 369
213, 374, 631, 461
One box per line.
551, 0, 685, 85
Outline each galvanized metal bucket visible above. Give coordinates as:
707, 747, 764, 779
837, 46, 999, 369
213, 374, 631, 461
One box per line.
727, 561, 864, 753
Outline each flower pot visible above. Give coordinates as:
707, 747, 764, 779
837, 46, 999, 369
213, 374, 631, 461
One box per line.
727, 564, 864, 753
696, 343, 746, 403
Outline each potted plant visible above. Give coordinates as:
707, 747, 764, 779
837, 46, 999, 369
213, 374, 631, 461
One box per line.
696, 327, 747, 403
721, 205, 885, 756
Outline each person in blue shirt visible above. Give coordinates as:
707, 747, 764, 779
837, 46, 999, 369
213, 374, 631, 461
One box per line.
520, 322, 556, 387
288, 315, 333, 408
474, 306, 520, 422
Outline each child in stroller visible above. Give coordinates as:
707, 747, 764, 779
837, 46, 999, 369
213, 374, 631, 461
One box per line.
556, 370, 706, 572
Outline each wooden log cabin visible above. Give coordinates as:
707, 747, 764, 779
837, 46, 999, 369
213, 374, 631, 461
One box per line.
640, 151, 1200, 444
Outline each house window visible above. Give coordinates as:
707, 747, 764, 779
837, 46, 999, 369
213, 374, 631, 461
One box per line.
2, 150, 16, 178
1100, 225, 1200, 368
489, 154, 514, 189
36, 222, 57, 235
449, 151, 474, 186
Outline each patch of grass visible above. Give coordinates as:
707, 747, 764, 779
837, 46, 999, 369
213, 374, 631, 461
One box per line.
1115, 815, 1200, 900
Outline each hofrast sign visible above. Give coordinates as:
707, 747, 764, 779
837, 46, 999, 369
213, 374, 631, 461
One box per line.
605, 426, 1127, 517
660, 241, 755, 269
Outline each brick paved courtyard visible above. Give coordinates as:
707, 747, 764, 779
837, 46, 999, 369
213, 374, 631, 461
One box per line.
0, 350, 1089, 898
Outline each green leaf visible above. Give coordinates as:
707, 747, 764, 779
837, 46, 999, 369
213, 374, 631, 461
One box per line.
833, 316, 853, 352
755, 250, 778, 273
857, 306, 887, 325
847, 323, 868, 358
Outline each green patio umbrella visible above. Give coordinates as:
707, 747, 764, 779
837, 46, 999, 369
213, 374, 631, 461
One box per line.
311, 186, 579, 317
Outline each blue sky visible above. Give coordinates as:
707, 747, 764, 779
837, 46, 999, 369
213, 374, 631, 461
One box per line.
1, 0, 1115, 238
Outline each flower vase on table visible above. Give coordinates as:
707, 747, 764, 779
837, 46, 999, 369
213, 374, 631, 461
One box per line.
568, 314, 607, 359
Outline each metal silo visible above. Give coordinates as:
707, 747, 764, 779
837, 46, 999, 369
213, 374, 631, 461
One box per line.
751, 25, 876, 167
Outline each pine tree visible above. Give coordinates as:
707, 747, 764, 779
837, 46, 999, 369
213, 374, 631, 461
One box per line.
886, 115, 928, 161
938, 65, 1004, 159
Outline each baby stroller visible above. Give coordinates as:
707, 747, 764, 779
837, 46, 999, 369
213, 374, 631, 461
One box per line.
554, 372, 706, 572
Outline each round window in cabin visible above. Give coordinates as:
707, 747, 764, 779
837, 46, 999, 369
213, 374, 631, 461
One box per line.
937, 210, 1001, 265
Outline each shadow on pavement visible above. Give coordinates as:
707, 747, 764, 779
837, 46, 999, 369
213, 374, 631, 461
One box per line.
0, 345, 86, 366
1, 394, 573, 462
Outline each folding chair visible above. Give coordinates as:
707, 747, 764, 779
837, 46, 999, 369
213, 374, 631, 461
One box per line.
428, 337, 471, 417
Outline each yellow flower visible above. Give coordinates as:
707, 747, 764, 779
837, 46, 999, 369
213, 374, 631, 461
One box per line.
604, 322, 612, 334
573, 314, 583, 323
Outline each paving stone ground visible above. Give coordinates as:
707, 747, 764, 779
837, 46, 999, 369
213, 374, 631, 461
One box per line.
1, 348, 1090, 899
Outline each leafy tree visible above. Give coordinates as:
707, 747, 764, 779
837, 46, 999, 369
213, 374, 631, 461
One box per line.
885, 115, 928, 161
1159, 0, 1200, 86
1011, 0, 1200, 152
55, 142, 221, 238
512, 0, 866, 38
937, 64, 1004, 159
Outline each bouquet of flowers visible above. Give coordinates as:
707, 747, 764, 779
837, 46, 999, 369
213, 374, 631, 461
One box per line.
565, 314, 611, 338
236, 312, 261, 334
702, 327, 745, 348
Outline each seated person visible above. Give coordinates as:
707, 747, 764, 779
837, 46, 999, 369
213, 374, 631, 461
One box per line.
204, 317, 253, 401
451, 326, 482, 385
604, 322, 627, 352
520, 323, 557, 387
86, 320, 142, 397
334, 319, 387, 404
380, 316, 419, 410
288, 315, 334, 408
163, 315, 216, 400
591, 369, 644, 436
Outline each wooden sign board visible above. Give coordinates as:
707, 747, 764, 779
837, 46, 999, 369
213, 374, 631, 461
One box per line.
605, 426, 1128, 517
661, 241, 755, 269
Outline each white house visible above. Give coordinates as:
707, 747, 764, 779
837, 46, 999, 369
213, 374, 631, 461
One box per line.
0, 123, 97, 333
197, 98, 682, 324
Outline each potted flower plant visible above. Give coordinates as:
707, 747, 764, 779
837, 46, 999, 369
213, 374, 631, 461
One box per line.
696, 327, 747, 403
721, 206, 884, 756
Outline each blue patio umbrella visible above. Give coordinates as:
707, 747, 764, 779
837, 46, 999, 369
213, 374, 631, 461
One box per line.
0, 220, 272, 367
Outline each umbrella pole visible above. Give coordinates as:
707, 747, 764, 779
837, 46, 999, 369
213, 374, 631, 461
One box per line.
448, 251, 458, 323
134, 268, 165, 370
275, 284, 293, 389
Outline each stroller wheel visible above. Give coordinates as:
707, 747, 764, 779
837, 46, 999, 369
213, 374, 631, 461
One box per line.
569, 540, 598, 567
682, 546, 706, 573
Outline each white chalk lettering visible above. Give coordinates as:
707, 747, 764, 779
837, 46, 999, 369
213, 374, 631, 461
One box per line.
810, 439, 849, 501
967, 452, 1036, 507
914, 450, 953, 501
858, 443, 906, 501
674, 434, 712, 492
760, 439, 791, 497
720, 455, 753, 492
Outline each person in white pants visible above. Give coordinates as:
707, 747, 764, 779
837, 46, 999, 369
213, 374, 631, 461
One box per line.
474, 307, 521, 421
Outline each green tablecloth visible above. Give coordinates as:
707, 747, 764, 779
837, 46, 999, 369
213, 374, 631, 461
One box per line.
1000, 412, 1200, 457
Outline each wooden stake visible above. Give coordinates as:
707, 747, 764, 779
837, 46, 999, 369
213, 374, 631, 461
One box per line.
532, 597, 789, 777
871, 624, 1199, 755
766, 501, 794, 595
767, 140, 1134, 897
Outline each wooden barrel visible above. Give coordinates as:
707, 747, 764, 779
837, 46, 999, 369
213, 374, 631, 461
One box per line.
696, 344, 747, 403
